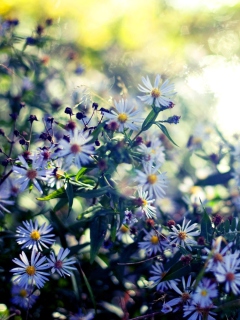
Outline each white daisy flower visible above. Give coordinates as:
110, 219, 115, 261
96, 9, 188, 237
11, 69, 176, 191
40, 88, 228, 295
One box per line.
11, 250, 49, 289
149, 262, 179, 292
138, 74, 176, 108
138, 228, 167, 256
12, 155, 51, 194
134, 187, 156, 219
57, 129, 95, 170
183, 302, 216, 320
102, 99, 143, 132
202, 238, 233, 272
137, 139, 165, 166
135, 162, 167, 199
193, 278, 218, 308
16, 220, 55, 251
168, 217, 200, 251
48, 158, 67, 189
215, 253, 240, 295
11, 284, 38, 309
167, 276, 194, 311
47, 248, 76, 277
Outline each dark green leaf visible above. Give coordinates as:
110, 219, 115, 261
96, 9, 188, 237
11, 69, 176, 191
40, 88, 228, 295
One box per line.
154, 122, 178, 146
75, 186, 111, 198
196, 171, 233, 186
65, 181, 73, 216
231, 218, 237, 232
90, 215, 108, 264
141, 109, 159, 132
79, 265, 97, 313
200, 206, 213, 243
161, 261, 191, 281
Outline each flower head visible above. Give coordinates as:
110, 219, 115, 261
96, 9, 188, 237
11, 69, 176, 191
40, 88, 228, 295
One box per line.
183, 302, 216, 320
193, 278, 218, 308
11, 250, 49, 289
47, 248, 77, 277
102, 99, 143, 132
11, 284, 38, 309
138, 228, 167, 256
168, 217, 200, 251
134, 188, 156, 219
57, 129, 95, 170
135, 163, 167, 199
12, 155, 50, 194
149, 262, 179, 292
16, 220, 55, 251
138, 74, 176, 108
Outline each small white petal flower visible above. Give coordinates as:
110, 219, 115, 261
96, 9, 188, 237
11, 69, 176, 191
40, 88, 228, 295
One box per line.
183, 302, 217, 320
135, 163, 167, 200
11, 284, 38, 309
16, 220, 55, 251
57, 129, 95, 170
47, 248, 77, 277
168, 217, 200, 251
138, 74, 176, 108
215, 253, 240, 295
12, 155, 51, 194
102, 99, 143, 132
133, 188, 157, 219
149, 262, 179, 292
11, 250, 49, 289
137, 139, 165, 166
138, 228, 167, 256
193, 278, 218, 308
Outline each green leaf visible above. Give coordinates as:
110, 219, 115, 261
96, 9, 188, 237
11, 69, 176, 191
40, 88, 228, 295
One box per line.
200, 205, 213, 243
141, 109, 159, 132
161, 261, 191, 282
75, 186, 111, 198
154, 122, 178, 146
65, 181, 73, 216
224, 219, 230, 233
231, 218, 237, 232
90, 215, 108, 264
75, 167, 88, 181
53, 198, 68, 212
37, 186, 65, 201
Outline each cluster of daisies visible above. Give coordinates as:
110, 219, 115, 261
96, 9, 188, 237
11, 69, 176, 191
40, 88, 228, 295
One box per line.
10, 219, 76, 309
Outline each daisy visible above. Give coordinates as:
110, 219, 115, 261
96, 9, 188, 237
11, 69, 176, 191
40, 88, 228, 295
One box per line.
11, 284, 38, 309
47, 158, 67, 189
137, 139, 165, 166
16, 220, 55, 251
149, 262, 179, 292
166, 276, 194, 312
47, 248, 77, 277
57, 129, 95, 170
183, 302, 217, 320
215, 253, 240, 295
134, 188, 156, 219
138, 228, 167, 256
12, 154, 51, 194
102, 99, 143, 132
193, 278, 218, 308
168, 217, 200, 251
138, 74, 176, 108
11, 250, 49, 289
135, 162, 167, 199
202, 238, 233, 272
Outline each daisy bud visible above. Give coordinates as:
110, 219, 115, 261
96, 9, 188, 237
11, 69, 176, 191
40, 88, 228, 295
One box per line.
198, 236, 205, 245
95, 140, 100, 146
9, 113, 18, 120
76, 112, 86, 120
212, 214, 223, 226
19, 138, 26, 145
28, 115, 38, 123
65, 107, 74, 116
1, 159, 9, 167
45, 18, 53, 26
167, 115, 181, 124
92, 102, 98, 110
167, 220, 176, 228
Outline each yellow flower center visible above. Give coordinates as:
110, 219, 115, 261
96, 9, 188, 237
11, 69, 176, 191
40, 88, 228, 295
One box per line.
117, 113, 128, 123
26, 266, 36, 276
19, 289, 27, 297
120, 225, 129, 233
147, 174, 157, 184
178, 231, 187, 240
201, 289, 208, 297
151, 88, 161, 98
70, 144, 81, 154
30, 230, 40, 241
142, 199, 148, 206
55, 169, 64, 179
150, 235, 159, 244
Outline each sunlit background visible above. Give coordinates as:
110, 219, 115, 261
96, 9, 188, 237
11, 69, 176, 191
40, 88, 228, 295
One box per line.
1, 0, 240, 136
